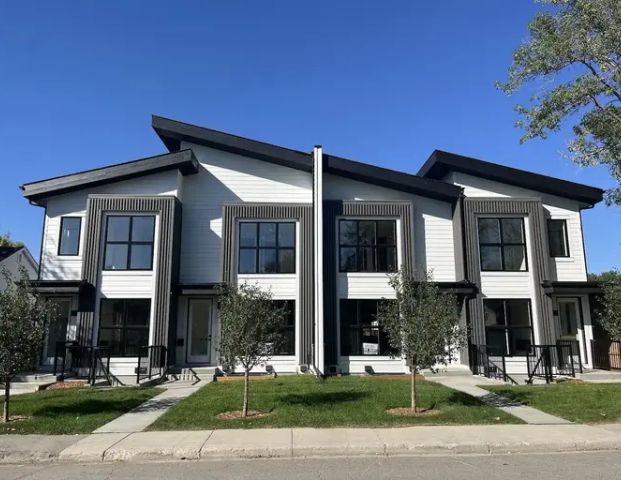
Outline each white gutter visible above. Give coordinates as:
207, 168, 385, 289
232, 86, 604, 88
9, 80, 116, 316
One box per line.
313, 145, 325, 374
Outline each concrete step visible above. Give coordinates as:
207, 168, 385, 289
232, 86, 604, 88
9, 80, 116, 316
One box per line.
577, 370, 621, 382
168, 367, 217, 382
11, 373, 60, 383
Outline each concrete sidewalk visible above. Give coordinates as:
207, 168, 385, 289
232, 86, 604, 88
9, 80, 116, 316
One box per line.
3, 423, 621, 464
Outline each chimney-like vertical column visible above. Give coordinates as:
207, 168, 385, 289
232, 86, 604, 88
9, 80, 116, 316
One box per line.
313, 145, 325, 374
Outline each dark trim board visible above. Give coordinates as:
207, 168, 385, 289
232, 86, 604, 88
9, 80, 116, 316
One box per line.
542, 281, 602, 295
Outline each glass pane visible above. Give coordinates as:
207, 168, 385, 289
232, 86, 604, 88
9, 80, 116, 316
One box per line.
259, 223, 276, 247
484, 300, 505, 327
478, 218, 500, 243
277, 327, 295, 355
258, 248, 277, 273
359, 300, 378, 326
377, 246, 397, 272
190, 300, 211, 356
107, 216, 130, 242
506, 300, 530, 327
503, 245, 526, 271
59, 218, 80, 255
377, 220, 396, 245
340, 300, 358, 328
98, 329, 122, 356
480, 245, 502, 270
125, 328, 149, 356
46, 299, 70, 354
339, 220, 357, 245
548, 220, 567, 256
510, 328, 532, 355
239, 223, 257, 247
131, 216, 154, 242
559, 301, 578, 335
238, 249, 256, 274
358, 246, 375, 272
358, 221, 376, 245
278, 249, 295, 273
502, 218, 525, 243
485, 329, 507, 356
361, 326, 380, 355
125, 299, 150, 327
130, 244, 153, 270
339, 247, 357, 271
278, 223, 295, 248
104, 244, 128, 270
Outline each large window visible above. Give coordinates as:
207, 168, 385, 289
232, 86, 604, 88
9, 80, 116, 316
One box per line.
547, 219, 569, 257
238, 222, 295, 274
478, 217, 527, 271
484, 299, 533, 356
273, 300, 295, 356
340, 299, 394, 356
98, 299, 150, 357
58, 217, 81, 256
103, 215, 155, 270
339, 219, 397, 272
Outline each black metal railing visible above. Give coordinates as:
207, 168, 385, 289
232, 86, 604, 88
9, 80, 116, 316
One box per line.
136, 345, 167, 384
470, 344, 520, 384
54, 343, 112, 386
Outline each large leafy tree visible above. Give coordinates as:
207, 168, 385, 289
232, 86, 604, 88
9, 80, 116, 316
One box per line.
498, 0, 621, 205
377, 269, 465, 413
217, 283, 288, 417
594, 269, 621, 342
0, 234, 23, 248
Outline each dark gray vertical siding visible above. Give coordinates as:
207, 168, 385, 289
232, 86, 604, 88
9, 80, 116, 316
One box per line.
221, 204, 314, 365
79, 196, 180, 357
323, 201, 415, 366
463, 198, 555, 345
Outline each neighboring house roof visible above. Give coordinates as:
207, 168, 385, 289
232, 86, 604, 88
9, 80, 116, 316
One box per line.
0, 246, 21, 262
0, 246, 38, 277
20, 149, 199, 205
418, 150, 604, 206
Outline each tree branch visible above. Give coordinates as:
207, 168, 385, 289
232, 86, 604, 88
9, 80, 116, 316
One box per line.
581, 60, 621, 104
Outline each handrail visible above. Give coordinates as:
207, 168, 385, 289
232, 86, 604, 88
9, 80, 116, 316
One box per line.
136, 345, 167, 384
54, 343, 112, 385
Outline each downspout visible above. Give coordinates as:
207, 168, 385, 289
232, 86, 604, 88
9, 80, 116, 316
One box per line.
312, 145, 325, 375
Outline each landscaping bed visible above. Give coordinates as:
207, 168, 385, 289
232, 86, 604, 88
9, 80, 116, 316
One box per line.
484, 382, 621, 423
1, 386, 161, 434
150, 375, 520, 430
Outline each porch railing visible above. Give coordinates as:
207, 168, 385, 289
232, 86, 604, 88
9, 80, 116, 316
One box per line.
136, 345, 167, 384
470, 344, 519, 385
54, 342, 112, 386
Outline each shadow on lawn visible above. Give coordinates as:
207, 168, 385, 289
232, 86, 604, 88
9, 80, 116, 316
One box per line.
33, 398, 147, 417
446, 391, 489, 407
279, 390, 369, 407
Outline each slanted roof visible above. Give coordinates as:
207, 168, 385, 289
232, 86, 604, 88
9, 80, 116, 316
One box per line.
418, 150, 604, 206
21, 150, 199, 205
0, 246, 22, 262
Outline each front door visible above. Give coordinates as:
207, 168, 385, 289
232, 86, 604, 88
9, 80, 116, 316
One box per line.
557, 297, 586, 365
41, 297, 72, 366
187, 298, 213, 364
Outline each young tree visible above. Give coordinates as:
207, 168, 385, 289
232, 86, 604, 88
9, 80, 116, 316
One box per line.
217, 283, 289, 417
498, 0, 621, 205
377, 269, 465, 413
0, 267, 51, 423
596, 269, 621, 342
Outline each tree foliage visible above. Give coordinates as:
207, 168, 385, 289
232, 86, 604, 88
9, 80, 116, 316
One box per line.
498, 0, 621, 205
595, 269, 621, 341
217, 283, 289, 417
0, 267, 51, 422
377, 269, 465, 412
0, 234, 23, 248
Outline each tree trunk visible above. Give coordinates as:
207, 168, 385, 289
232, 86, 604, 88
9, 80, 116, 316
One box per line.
242, 368, 249, 417
3, 376, 9, 423
410, 362, 417, 413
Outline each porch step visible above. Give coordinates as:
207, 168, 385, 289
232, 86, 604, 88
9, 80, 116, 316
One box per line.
577, 369, 621, 382
168, 367, 217, 383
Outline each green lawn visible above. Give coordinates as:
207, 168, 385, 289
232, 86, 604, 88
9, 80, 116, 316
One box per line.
1, 386, 161, 434
485, 383, 621, 423
150, 375, 520, 430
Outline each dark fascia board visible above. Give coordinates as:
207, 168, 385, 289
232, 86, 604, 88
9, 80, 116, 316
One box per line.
541, 280, 603, 295
21, 150, 199, 205
418, 150, 604, 206
323, 154, 463, 203
30, 279, 92, 295
435, 281, 479, 297
152, 115, 313, 173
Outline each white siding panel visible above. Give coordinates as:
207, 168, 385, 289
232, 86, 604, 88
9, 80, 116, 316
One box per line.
99, 272, 155, 298
237, 274, 298, 298
337, 274, 395, 298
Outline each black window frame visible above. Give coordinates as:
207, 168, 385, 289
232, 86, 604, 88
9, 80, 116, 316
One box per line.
547, 219, 570, 258
483, 298, 534, 356
478, 217, 528, 272
237, 221, 296, 274
339, 299, 395, 356
98, 298, 151, 357
338, 219, 398, 273
58, 216, 82, 256
272, 299, 296, 356
103, 215, 156, 271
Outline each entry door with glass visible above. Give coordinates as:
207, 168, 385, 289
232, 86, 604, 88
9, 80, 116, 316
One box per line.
41, 298, 72, 365
558, 298, 580, 340
187, 299, 214, 364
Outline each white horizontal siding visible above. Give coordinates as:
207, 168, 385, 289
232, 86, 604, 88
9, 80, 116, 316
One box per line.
480, 272, 532, 297
237, 274, 298, 298
99, 272, 155, 298
337, 274, 395, 298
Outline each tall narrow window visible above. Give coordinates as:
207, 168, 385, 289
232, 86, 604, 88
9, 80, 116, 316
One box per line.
547, 219, 569, 257
484, 299, 533, 356
478, 217, 527, 271
238, 222, 295, 274
339, 219, 397, 272
58, 217, 81, 256
98, 298, 150, 357
103, 215, 155, 270
272, 300, 296, 355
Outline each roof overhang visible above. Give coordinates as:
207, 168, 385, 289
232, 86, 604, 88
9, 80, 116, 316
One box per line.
21, 149, 199, 206
173, 282, 225, 296
435, 280, 479, 298
542, 281, 603, 296
30, 279, 93, 295
418, 150, 604, 207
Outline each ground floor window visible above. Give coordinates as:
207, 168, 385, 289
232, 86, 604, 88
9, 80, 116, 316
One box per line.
273, 300, 296, 355
340, 299, 393, 356
484, 299, 533, 356
98, 298, 150, 356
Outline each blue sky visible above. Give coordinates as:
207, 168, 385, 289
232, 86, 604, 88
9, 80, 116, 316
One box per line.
0, 1, 619, 272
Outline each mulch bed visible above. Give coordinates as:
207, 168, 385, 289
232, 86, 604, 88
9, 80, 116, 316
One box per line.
216, 410, 271, 420
46, 381, 88, 390
386, 408, 440, 417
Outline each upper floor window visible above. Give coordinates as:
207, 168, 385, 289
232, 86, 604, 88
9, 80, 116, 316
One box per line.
547, 219, 569, 257
103, 215, 155, 271
238, 222, 295, 274
478, 217, 527, 271
339, 219, 397, 273
58, 217, 81, 256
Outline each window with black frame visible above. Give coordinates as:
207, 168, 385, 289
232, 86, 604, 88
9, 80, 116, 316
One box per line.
484, 299, 533, 356
98, 298, 150, 357
478, 217, 527, 271
238, 222, 295, 274
272, 300, 295, 355
339, 219, 397, 272
340, 299, 394, 356
547, 219, 570, 257
58, 217, 81, 256
103, 215, 155, 270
